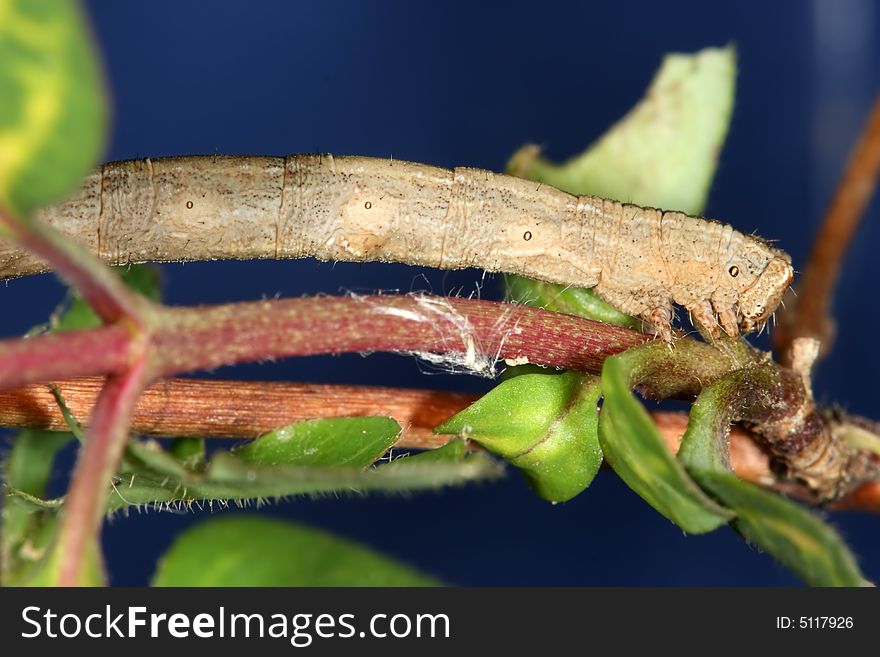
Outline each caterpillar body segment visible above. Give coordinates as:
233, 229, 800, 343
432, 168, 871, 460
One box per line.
2, 155, 793, 340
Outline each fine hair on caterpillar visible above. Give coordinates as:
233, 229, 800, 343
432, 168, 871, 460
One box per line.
4, 154, 795, 342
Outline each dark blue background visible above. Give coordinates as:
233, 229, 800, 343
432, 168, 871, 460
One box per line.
4, 0, 880, 585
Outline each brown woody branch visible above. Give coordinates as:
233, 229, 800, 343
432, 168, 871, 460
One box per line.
775, 94, 880, 362
4, 375, 877, 511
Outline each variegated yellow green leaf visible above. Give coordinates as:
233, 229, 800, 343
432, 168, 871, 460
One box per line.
0, 0, 105, 218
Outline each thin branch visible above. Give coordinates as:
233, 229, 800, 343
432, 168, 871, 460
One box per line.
1, 295, 656, 392
1, 293, 876, 507
775, 94, 880, 362
3, 375, 877, 512
0, 377, 473, 448
153, 295, 658, 378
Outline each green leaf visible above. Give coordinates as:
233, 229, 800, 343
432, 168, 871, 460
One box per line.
695, 472, 870, 587
234, 417, 400, 469
103, 416, 502, 511
168, 436, 205, 470
23, 534, 104, 586
123, 438, 192, 480
152, 516, 439, 586
106, 439, 503, 512
505, 275, 640, 329
505, 46, 736, 328
1, 429, 72, 584
4, 428, 71, 496
677, 372, 870, 586
676, 377, 739, 475
436, 372, 603, 502
0, 0, 106, 218
394, 438, 469, 464
599, 350, 732, 533
508, 46, 735, 214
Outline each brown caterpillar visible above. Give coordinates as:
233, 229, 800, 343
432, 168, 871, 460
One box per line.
0, 155, 793, 340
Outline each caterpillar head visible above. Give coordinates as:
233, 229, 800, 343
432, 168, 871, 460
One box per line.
736, 256, 793, 333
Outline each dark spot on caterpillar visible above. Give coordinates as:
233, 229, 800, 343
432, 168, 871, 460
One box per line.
365, 201, 372, 209
523, 231, 532, 241
728, 265, 739, 277
186, 201, 193, 209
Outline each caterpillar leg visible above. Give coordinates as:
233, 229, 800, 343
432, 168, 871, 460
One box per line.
644, 305, 674, 342
711, 300, 739, 337
690, 300, 722, 341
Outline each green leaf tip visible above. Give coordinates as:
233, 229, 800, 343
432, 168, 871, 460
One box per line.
436, 372, 603, 502
506, 45, 736, 215
695, 472, 870, 587
505, 275, 640, 329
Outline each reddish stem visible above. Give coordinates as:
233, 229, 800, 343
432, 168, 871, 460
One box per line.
0, 295, 652, 392
0, 325, 133, 389
56, 347, 152, 586
152, 295, 651, 378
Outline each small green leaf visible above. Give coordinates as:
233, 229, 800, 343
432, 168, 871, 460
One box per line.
152, 516, 439, 586
102, 417, 501, 511
123, 438, 192, 480
695, 472, 870, 587
106, 440, 503, 511
676, 377, 739, 475
505, 275, 640, 329
396, 438, 469, 464
234, 417, 400, 469
1, 429, 72, 584
0, 0, 107, 218
4, 428, 71, 496
437, 372, 602, 502
599, 350, 732, 533
168, 437, 205, 469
